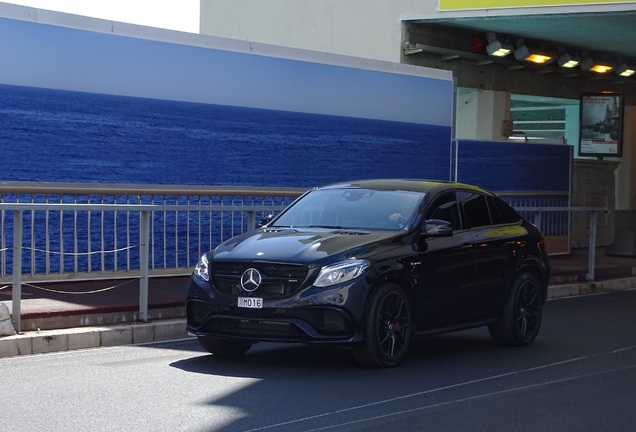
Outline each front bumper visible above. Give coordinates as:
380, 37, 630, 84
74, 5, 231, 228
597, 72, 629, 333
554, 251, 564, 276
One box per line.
185, 274, 368, 344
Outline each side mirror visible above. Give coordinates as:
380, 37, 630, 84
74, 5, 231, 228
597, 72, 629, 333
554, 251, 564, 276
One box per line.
259, 214, 274, 227
423, 219, 453, 237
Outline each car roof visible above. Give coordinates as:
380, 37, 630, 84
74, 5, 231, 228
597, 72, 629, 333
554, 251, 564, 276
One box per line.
318, 179, 492, 196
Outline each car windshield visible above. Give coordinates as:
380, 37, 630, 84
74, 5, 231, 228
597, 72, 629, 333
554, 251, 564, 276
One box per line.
271, 188, 424, 231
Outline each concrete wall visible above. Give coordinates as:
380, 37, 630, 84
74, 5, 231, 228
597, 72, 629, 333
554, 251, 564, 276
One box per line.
200, 0, 417, 63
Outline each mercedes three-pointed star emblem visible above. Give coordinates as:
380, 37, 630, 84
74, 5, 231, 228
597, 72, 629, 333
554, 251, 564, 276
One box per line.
240, 268, 262, 292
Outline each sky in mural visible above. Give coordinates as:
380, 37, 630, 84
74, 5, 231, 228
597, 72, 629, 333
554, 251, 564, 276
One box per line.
0, 15, 454, 126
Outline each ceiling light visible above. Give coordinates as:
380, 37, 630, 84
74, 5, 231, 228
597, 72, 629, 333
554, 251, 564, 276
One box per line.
580, 57, 613, 74
591, 64, 613, 73
487, 40, 513, 57
486, 33, 513, 58
527, 53, 553, 64
616, 63, 635, 77
514, 45, 554, 64
485, 33, 513, 58
557, 52, 579, 68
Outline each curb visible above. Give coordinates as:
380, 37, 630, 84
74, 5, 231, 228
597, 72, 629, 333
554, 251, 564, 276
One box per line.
0, 303, 17, 337
547, 276, 636, 299
0, 319, 189, 358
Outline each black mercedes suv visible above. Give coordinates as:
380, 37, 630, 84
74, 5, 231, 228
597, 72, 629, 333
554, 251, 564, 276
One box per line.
186, 179, 550, 367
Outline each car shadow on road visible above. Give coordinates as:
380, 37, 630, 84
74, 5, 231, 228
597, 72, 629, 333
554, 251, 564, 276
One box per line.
169, 328, 504, 378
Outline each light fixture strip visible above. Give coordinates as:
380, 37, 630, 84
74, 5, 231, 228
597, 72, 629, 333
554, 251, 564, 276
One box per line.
481, 32, 633, 78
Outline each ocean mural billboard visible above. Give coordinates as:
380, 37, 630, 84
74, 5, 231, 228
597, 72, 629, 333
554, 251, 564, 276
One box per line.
0, 8, 455, 188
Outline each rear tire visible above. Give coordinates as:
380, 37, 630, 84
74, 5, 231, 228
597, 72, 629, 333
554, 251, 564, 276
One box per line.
197, 336, 253, 357
488, 272, 543, 346
352, 283, 412, 367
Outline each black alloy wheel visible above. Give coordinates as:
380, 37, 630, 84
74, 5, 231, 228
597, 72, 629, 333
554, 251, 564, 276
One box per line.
488, 272, 543, 346
353, 283, 412, 367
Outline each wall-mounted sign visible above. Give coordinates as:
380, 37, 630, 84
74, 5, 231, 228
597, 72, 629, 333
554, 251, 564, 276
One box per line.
440, 0, 636, 10
579, 92, 624, 158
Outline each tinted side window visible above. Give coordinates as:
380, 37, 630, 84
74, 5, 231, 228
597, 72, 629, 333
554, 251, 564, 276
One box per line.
458, 192, 491, 229
487, 196, 504, 225
491, 196, 522, 224
425, 192, 462, 230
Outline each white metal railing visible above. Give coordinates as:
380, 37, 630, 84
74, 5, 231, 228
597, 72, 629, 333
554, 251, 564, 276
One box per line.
501, 192, 570, 242
1, 183, 305, 281
1, 202, 288, 280
0, 183, 306, 332
521, 206, 611, 282
3, 203, 293, 332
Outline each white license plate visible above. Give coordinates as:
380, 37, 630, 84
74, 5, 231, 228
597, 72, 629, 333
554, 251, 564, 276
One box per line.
238, 297, 263, 309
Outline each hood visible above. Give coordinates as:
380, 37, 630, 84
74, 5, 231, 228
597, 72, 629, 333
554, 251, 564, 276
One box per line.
212, 227, 401, 264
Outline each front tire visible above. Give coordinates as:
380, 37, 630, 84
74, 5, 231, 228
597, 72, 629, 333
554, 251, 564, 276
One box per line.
197, 336, 253, 357
488, 272, 544, 346
352, 283, 412, 367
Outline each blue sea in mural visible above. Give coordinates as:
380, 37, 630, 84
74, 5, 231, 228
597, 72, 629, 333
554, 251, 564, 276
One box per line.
0, 84, 572, 274
0, 84, 452, 188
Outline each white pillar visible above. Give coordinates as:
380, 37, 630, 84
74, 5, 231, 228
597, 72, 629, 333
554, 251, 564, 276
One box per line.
455, 88, 511, 141
564, 105, 579, 146
615, 105, 636, 210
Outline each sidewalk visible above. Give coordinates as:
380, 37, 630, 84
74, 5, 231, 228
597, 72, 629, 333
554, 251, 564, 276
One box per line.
0, 275, 190, 358
1, 254, 636, 358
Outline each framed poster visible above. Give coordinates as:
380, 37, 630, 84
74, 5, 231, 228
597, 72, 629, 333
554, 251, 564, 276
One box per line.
579, 92, 624, 157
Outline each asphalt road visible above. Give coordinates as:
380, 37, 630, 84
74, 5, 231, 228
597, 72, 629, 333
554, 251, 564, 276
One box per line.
2, 290, 635, 432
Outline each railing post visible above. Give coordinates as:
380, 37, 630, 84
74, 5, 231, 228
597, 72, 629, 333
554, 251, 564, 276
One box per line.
586, 211, 598, 281
139, 210, 150, 322
247, 210, 256, 233
12, 210, 23, 333
533, 211, 542, 230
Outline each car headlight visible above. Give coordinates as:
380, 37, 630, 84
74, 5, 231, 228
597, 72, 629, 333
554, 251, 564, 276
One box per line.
314, 259, 369, 287
194, 253, 210, 282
